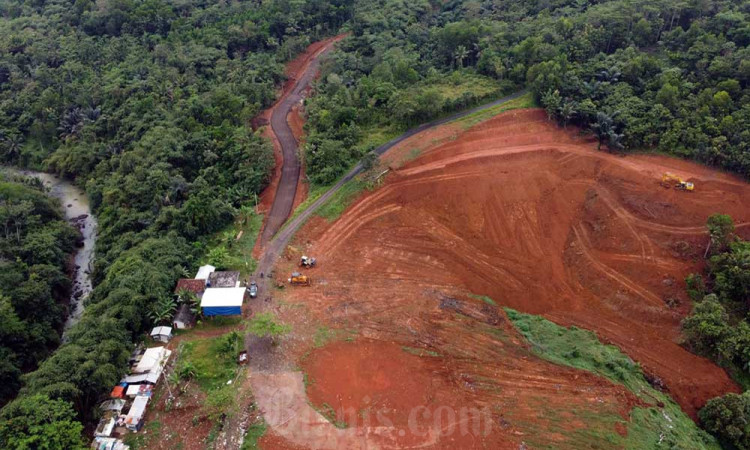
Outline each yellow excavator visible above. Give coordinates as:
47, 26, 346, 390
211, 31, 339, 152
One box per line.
661, 172, 694, 192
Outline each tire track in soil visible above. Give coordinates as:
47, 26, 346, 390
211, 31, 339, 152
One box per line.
283, 109, 749, 427
242, 94, 534, 448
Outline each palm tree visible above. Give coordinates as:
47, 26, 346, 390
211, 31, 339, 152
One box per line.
597, 68, 621, 83
222, 230, 236, 248
454, 45, 469, 68
541, 89, 562, 121
558, 101, 577, 128
591, 111, 625, 151
178, 265, 192, 279
58, 106, 84, 141
83, 105, 101, 123
176, 288, 196, 304
581, 80, 601, 99
1, 133, 23, 163
239, 205, 255, 224
591, 112, 614, 150
606, 130, 625, 152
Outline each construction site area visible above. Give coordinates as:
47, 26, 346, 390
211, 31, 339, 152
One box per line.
254, 108, 750, 449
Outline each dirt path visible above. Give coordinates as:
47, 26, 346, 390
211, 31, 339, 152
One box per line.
258, 36, 344, 247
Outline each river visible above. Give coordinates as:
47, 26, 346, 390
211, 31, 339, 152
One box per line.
6, 169, 96, 332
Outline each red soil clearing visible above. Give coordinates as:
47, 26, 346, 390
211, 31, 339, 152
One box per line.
300, 331, 640, 448
286, 108, 750, 429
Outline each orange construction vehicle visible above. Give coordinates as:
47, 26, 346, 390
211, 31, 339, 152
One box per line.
288, 272, 311, 286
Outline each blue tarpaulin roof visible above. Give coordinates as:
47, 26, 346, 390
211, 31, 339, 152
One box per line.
203, 306, 242, 316
200, 287, 244, 316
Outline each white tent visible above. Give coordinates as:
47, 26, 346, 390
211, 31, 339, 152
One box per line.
200, 287, 245, 316
194, 264, 216, 280
121, 372, 159, 385
124, 395, 149, 431
133, 347, 171, 374
150, 326, 172, 343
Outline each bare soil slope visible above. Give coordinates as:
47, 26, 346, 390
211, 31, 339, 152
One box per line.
285, 109, 750, 427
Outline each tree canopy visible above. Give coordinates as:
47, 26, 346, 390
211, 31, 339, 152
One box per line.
0, 394, 85, 450
0, 175, 76, 407
0, 0, 354, 441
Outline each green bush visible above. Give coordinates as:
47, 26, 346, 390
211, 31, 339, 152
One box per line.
699, 392, 750, 450
0, 394, 86, 450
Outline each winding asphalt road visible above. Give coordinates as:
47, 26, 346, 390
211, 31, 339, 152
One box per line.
259, 41, 339, 246
255, 89, 527, 275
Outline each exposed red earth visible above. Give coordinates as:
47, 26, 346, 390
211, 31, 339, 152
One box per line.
261, 108, 750, 448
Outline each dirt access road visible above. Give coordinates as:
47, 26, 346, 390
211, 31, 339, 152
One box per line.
258, 36, 344, 247
255, 90, 528, 276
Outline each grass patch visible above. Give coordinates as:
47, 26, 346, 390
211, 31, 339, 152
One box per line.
315, 178, 368, 222
312, 326, 358, 348
407, 147, 421, 161
422, 72, 502, 102
204, 210, 264, 278
194, 316, 242, 330
176, 332, 240, 391
302, 371, 314, 387
240, 418, 267, 450
122, 420, 161, 449
458, 91, 537, 129
205, 420, 222, 446
469, 293, 497, 306
288, 183, 328, 220
402, 346, 441, 357
505, 308, 720, 449
354, 122, 401, 153
313, 326, 332, 348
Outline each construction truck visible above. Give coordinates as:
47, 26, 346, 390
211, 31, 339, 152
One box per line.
661, 172, 694, 192
300, 255, 316, 268
288, 272, 311, 286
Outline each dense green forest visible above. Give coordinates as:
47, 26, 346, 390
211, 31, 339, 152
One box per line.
302, 0, 750, 185
1, 0, 749, 447
681, 215, 750, 448
0, 0, 352, 445
0, 174, 76, 406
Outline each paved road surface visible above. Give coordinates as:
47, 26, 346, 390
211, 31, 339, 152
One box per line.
255, 90, 527, 276
259, 41, 339, 246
